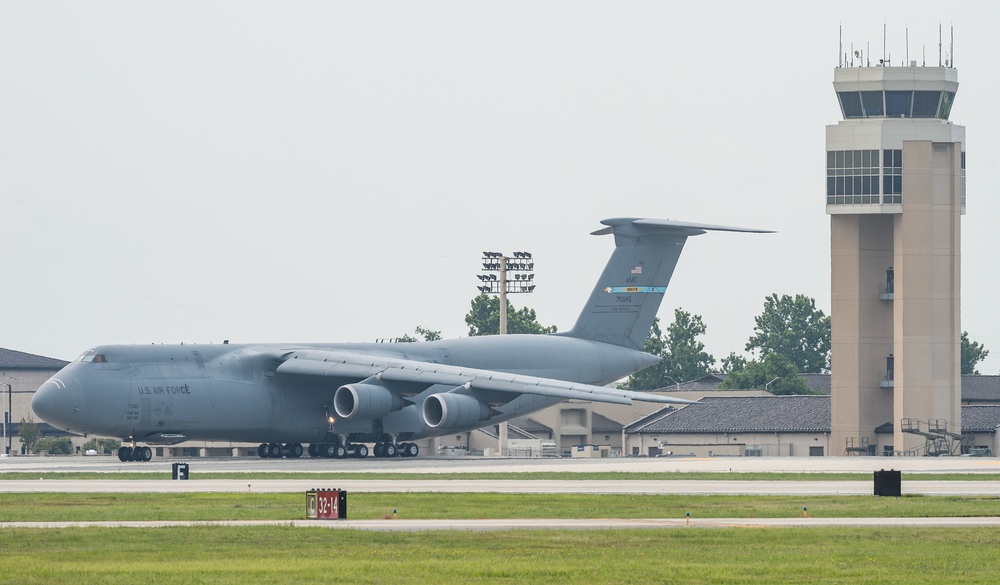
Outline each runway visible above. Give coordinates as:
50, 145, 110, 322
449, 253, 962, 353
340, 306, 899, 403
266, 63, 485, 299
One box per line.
2, 478, 1000, 496
3, 456, 1000, 496
3, 454, 1000, 474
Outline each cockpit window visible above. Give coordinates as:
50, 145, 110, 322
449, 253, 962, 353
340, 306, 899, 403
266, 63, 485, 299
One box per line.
75, 349, 108, 363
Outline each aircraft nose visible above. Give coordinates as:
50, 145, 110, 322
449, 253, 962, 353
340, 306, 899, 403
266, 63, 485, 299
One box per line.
31, 375, 78, 429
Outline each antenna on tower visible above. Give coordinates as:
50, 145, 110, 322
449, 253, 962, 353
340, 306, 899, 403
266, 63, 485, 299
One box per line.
906, 25, 909, 66
839, 24, 843, 68
938, 23, 942, 67
883, 21, 886, 66
951, 24, 955, 68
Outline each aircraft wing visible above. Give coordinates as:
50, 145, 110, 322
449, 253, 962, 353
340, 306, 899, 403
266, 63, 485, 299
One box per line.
275, 349, 694, 406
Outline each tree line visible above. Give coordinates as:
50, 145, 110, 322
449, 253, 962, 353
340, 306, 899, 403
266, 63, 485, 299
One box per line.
400, 292, 990, 395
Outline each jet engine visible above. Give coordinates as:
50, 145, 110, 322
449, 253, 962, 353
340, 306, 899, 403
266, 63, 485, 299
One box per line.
333, 383, 403, 420
422, 392, 491, 430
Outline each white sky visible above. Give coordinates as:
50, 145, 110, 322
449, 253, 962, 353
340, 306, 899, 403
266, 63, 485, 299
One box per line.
3, 2, 998, 373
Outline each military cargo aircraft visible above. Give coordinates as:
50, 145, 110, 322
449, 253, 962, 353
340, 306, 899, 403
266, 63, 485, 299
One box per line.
32, 218, 767, 462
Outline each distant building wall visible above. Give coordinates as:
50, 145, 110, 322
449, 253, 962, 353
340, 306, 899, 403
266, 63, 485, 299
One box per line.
624, 431, 831, 458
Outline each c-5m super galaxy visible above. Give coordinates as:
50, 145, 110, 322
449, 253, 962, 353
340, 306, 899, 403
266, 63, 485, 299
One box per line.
32, 218, 768, 462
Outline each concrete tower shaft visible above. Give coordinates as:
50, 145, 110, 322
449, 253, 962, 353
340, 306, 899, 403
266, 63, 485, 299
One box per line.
827, 65, 965, 456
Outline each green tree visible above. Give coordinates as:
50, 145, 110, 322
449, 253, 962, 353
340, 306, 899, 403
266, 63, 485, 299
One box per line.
464, 294, 557, 336
718, 352, 814, 395
620, 317, 668, 391
621, 309, 716, 390
34, 437, 73, 455
720, 352, 747, 374
83, 437, 121, 455
746, 294, 831, 373
18, 416, 40, 454
961, 331, 989, 375
397, 326, 443, 343
415, 326, 442, 341
664, 309, 716, 383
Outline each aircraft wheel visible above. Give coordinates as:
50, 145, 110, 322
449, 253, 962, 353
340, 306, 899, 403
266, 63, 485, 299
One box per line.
385, 443, 397, 457
403, 443, 419, 458
323, 444, 337, 458
308, 443, 319, 457
118, 447, 132, 462
373, 443, 384, 457
335, 446, 347, 459
287, 443, 303, 458
257, 443, 269, 458
267, 443, 282, 458
139, 446, 152, 461
355, 444, 369, 458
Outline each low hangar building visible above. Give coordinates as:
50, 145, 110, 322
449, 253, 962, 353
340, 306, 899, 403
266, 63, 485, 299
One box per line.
626, 393, 1000, 458
625, 395, 831, 457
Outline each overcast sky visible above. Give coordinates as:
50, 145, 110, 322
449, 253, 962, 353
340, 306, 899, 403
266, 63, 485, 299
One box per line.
3, 2, 998, 374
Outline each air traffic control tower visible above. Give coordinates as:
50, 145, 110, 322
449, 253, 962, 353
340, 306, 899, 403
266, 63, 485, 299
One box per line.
827, 55, 965, 456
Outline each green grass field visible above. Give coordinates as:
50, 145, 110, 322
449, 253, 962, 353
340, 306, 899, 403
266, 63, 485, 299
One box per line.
1, 526, 997, 584
3, 481, 999, 583
1, 492, 999, 522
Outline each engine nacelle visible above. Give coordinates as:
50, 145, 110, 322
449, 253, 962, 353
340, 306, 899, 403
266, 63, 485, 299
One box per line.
422, 392, 491, 430
333, 383, 403, 420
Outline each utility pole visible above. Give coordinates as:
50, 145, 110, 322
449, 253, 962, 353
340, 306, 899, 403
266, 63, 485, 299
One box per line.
5, 381, 13, 456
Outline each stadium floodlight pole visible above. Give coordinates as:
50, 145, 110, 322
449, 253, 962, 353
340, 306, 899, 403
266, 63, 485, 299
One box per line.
479, 251, 535, 456
499, 256, 507, 335
479, 251, 535, 334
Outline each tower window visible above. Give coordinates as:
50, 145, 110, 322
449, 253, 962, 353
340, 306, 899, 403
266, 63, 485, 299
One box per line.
912, 91, 942, 118
837, 91, 864, 119
826, 150, 879, 204
885, 91, 912, 118
939, 92, 956, 120
961, 151, 967, 207
838, 90, 954, 120
882, 149, 902, 203
861, 91, 884, 117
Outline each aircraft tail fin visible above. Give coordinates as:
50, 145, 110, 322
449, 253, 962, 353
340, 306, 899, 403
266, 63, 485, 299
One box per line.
561, 218, 771, 350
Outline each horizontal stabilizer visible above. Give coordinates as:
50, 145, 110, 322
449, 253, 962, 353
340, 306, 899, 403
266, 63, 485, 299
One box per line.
591, 218, 773, 236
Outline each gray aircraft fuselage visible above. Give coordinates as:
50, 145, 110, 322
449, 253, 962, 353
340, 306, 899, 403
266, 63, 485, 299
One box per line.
37, 335, 654, 445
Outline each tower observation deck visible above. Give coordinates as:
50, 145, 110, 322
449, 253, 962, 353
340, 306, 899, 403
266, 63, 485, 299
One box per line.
827, 51, 966, 456
828, 66, 965, 214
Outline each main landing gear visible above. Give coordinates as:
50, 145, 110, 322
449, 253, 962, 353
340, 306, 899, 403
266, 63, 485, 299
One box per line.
118, 446, 152, 462
256, 442, 305, 459
373, 441, 419, 458
311, 440, 419, 458
307, 441, 367, 459
257, 440, 420, 459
